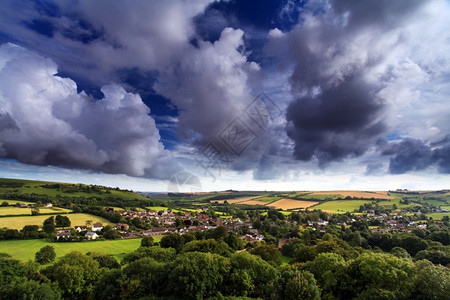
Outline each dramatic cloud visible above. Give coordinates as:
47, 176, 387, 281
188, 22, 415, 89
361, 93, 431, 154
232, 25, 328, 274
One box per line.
268, 0, 450, 169
0, 0, 212, 84
379, 136, 450, 174
0, 43, 178, 179
155, 27, 260, 144
286, 79, 385, 166
382, 138, 434, 174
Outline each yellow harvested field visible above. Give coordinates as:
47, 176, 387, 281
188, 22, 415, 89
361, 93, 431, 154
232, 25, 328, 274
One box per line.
310, 190, 393, 199
240, 200, 268, 206
211, 196, 260, 204
268, 199, 318, 210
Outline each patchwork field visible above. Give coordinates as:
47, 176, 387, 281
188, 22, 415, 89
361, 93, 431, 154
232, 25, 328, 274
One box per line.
0, 213, 113, 229
309, 190, 393, 199
0, 236, 163, 262
311, 200, 374, 213
268, 199, 318, 210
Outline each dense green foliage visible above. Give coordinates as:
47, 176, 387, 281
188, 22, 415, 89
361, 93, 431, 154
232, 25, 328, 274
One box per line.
35, 245, 56, 264
1, 224, 450, 299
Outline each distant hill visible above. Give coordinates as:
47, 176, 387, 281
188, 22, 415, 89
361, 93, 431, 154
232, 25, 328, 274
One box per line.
0, 178, 151, 208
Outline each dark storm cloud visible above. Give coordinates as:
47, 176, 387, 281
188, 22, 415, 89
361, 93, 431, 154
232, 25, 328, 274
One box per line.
382, 138, 434, 174
268, 0, 433, 168
380, 136, 450, 174
286, 78, 385, 166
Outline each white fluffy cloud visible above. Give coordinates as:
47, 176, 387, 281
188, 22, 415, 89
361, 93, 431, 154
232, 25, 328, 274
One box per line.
155, 27, 260, 143
0, 43, 178, 178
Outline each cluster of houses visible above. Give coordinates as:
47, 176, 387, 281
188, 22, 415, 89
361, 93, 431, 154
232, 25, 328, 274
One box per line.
56, 223, 103, 241
52, 206, 444, 242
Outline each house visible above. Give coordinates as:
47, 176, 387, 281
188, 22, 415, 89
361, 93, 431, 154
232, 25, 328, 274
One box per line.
45, 203, 53, 208
74, 225, 88, 232
92, 223, 103, 232
85, 231, 99, 240
56, 229, 71, 240
143, 228, 168, 236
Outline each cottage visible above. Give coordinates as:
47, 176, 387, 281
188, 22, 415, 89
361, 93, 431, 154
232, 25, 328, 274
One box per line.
85, 231, 99, 240
56, 229, 71, 240
92, 223, 103, 232
74, 225, 88, 232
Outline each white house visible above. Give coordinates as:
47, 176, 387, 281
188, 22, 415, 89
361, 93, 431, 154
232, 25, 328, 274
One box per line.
92, 223, 103, 232
85, 231, 99, 240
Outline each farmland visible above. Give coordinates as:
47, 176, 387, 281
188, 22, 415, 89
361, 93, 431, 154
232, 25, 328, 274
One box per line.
311, 200, 375, 213
240, 200, 268, 206
0, 213, 113, 229
268, 199, 318, 210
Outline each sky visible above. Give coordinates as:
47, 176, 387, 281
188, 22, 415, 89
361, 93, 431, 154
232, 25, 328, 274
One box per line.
0, 0, 449, 192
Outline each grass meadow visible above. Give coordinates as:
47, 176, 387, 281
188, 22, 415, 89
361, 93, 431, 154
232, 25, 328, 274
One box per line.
311, 200, 374, 213
0, 236, 163, 262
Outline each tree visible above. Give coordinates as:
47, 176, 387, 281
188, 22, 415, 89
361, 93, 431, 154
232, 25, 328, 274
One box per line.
275, 266, 320, 300
166, 252, 231, 299
35, 245, 56, 264
42, 251, 100, 299
227, 252, 277, 298
101, 225, 119, 240
412, 260, 450, 300
307, 252, 349, 299
55, 215, 71, 227
250, 244, 281, 266
390, 246, 411, 259
43, 216, 55, 234
160, 233, 185, 253
122, 246, 176, 265
182, 239, 234, 257
140, 236, 154, 247
349, 252, 415, 299
21, 225, 39, 239
88, 253, 120, 269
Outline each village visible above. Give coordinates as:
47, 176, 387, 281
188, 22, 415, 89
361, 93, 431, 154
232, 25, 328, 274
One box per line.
53, 206, 442, 243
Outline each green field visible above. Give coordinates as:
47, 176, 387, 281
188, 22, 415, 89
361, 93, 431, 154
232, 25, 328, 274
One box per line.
0, 213, 113, 229
377, 198, 412, 209
312, 200, 374, 213
147, 206, 170, 211
423, 212, 450, 220
0, 206, 72, 216
0, 236, 163, 262
253, 196, 283, 203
